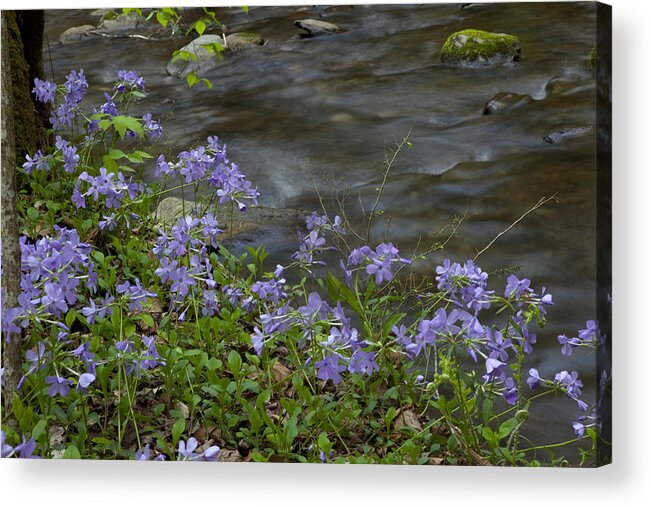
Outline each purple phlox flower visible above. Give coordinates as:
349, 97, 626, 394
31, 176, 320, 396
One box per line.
100, 92, 119, 116
391, 325, 410, 346
155, 154, 175, 178
135, 444, 151, 460
143, 113, 163, 140
572, 421, 586, 440
1, 431, 14, 458
169, 265, 196, 298
40, 281, 69, 316
504, 274, 532, 299
178, 437, 200, 461
155, 257, 179, 284
298, 291, 331, 323
201, 289, 219, 317
251, 327, 265, 356
557, 334, 581, 357
502, 377, 518, 406
98, 214, 118, 231
554, 370, 583, 399
116, 278, 155, 311
486, 329, 512, 362
140, 335, 164, 370
485, 357, 506, 379
63, 69, 87, 106
315, 353, 347, 384
18, 341, 50, 390
348, 349, 379, 376
77, 372, 96, 392
178, 437, 218, 461
200, 213, 222, 247
22, 150, 50, 174
32, 77, 57, 104
115, 70, 145, 93
260, 304, 293, 334
13, 435, 40, 459
251, 277, 286, 305
202, 445, 221, 462
526, 368, 542, 389
46, 375, 73, 397
72, 186, 86, 208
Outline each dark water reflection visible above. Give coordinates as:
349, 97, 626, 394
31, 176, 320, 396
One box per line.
44, 3, 598, 460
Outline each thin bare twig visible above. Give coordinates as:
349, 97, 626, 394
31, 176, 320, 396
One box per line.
473, 193, 559, 262
365, 130, 412, 244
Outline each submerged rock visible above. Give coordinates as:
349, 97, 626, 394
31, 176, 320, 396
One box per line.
96, 11, 146, 34
440, 29, 521, 67
58, 25, 96, 45
542, 126, 593, 144
166, 33, 264, 78
294, 19, 344, 37
483, 92, 532, 115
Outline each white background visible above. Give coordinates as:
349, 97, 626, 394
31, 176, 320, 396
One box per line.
2, 0, 649, 504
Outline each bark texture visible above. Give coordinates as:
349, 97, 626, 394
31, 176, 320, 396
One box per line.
1, 11, 24, 412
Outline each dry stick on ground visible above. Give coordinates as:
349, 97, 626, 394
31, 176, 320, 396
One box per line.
473, 193, 559, 262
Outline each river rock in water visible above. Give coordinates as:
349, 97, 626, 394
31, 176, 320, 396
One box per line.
294, 19, 344, 37
483, 92, 533, 115
440, 29, 521, 67
542, 126, 593, 144
166, 33, 264, 78
58, 25, 96, 44
96, 11, 147, 34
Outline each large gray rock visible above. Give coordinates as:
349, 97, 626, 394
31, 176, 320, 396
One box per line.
440, 29, 521, 67
166, 33, 264, 78
96, 12, 147, 34
58, 25, 97, 45
294, 19, 344, 37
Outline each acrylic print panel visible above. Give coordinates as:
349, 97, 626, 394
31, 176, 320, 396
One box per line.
1, 2, 610, 466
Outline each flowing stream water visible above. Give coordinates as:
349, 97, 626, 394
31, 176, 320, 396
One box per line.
44, 3, 600, 459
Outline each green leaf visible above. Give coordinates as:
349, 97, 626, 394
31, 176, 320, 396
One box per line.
317, 432, 332, 454
27, 207, 39, 222
32, 419, 47, 442
227, 350, 242, 376
498, 418, 519, 440
123, 320, 137, 338
109, 115, 144, 139
139, 313, 155, 328
63, 444, 82, 459
172, 418, 185, 446
108, 148, 126, 160
195, 19, 206, 35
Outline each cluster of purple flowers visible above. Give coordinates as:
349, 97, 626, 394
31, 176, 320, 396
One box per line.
390, 259, 555, 407
340, 242, 410, 286
557, 320, 605, 356
527, 368, 588, 413
156, 137, 259, 211
154, 214, 223, 316
74, 167, 142, 212
293, 212, 345, 267
435, 259, 493, 313
2, 227, 95, 338
37, 69, 89, 131
114, 335, 165, 377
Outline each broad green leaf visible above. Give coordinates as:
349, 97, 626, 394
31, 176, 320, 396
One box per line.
63, 444, 81, 459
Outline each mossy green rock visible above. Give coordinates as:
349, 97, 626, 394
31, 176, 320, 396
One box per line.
440, 29, 521, 67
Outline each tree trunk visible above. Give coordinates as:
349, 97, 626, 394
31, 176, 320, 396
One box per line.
1, 11, 24, 412
16, 10, 49, 150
